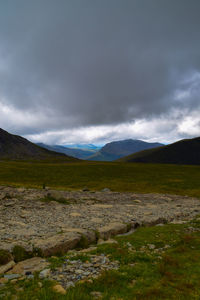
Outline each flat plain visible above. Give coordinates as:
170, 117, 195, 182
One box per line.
0, 161, 200, 197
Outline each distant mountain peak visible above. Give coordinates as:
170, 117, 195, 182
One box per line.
87, 139, 163, 161
119, 136, 200, 165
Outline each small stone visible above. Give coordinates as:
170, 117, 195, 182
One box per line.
70, 213, 81, 217
133, 200, 141, 203
83, 271, 90, 276
101, 188, 111, 192
39, 268, 50, 279
53, 284, 66, 295
4, 274, 20, 280
98, 239, 118, 245
148, 244, 156, 250
10, 279, 18, 284
75, 269, 84, 274
129, 263, 136, 267
0, 260, 15, 275
66, 281, 75, 288
47, 190, 63, 200
90, 291, 103, 299
0, 278, 8, 284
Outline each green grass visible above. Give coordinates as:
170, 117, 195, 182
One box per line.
1, 218, 200, 299
0, 250, 12, 266
39, 195, 70, 205
0, 161, 200, 197
48, 254, 91, 270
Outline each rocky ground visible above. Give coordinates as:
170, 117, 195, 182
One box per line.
0, 250, 120, 291
1, 186, 200, 295
0, 185, 200, 255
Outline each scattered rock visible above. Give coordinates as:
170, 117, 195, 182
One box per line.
53, 284, 67, 295
47, 190, 64, 200
148, 244, 156, 250
98, 223, 128, 239
97, 239, 118, 245
101, 188, 111, 192
39, 268, 51, 279
26, 274, 34, 279
70, 213, 81, 217
0, 278, 8, 284
0, 186, 200, 258
50, 254, 119, 289
32, 232, 81, 256
8, 257, 49, 275
133, 200, 141, 203
4, 274, 21, 280
0, 261, 15, 275
90, 291, 103, 299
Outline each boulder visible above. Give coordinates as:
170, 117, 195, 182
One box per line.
46, 190, 63, 200
98, 223, 128, 239
0, 260, 15, 275
32, 232, 81, 256
53, 284, 66, 295
8, 257, 49, 275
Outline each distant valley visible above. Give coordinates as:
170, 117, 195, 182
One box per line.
38, 139, 163, 161
2, 128, 200, 165
37, 143, 98, 160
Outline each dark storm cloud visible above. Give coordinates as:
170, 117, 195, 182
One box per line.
0, 0, 200, 136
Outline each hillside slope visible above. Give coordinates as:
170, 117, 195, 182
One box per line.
119, 137, 200, 165
88, 139, 163, 161
0, 128, 77, 161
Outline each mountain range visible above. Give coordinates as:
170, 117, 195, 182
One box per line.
87, 139, 163, 161
0, 128, 77, 161
119, 137, 200, 165
1, 128, 200, 165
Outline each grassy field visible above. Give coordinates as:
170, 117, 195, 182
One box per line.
1, 217, 200, 299
0, 161, 200, 197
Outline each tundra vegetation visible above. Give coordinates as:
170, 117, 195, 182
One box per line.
0, 161, 199, 198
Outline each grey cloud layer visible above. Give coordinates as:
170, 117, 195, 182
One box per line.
0, 0, 200, 137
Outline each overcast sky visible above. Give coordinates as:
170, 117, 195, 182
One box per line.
0, 0, 200, 145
